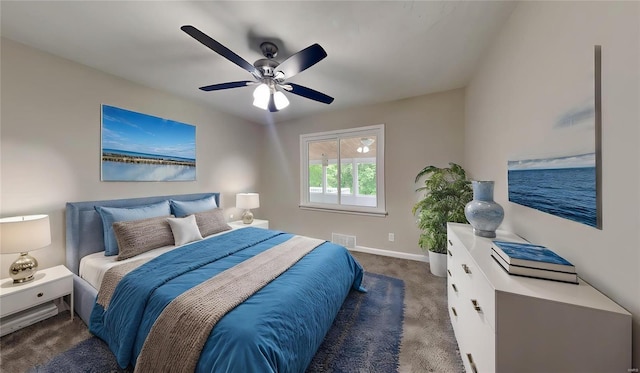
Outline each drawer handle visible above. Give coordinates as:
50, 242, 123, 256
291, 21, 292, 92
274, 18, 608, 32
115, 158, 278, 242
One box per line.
466, 353, 478, 373
451, 283, 458, 293
447, 269, 452, 277
37, 292, 44, 298
447, 249, 452, 257
448, 239, 453, 246
471, 299, 482, 312
451, 307, 457, 317
462, 264, 471, 274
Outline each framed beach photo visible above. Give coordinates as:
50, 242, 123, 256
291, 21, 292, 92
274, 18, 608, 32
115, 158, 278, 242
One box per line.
507, 46, 602, 229
101, 105, 196, 181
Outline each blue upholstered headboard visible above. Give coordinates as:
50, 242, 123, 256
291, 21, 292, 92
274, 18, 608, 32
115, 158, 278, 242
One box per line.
65, 193, 220, 275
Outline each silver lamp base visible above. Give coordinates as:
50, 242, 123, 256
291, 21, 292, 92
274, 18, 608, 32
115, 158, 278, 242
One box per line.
9, 252, 38, 283
242, 210, 254, 224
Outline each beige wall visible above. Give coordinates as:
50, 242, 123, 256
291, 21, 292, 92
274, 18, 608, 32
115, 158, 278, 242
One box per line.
465, 1, 639, 365
0, 38, 264, 276
261, 89, 465, 258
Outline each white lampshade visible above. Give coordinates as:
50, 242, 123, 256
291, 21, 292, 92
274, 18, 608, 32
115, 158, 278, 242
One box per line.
252, 84, 270, 110
236, 193, 260, 210
0, 214, 51, 254
1, 214, 51, 283
273, 91, 290, 110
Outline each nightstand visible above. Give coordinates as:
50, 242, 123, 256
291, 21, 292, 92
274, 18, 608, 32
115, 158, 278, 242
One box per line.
228, 219, 269, 229
0, 265, 73, 336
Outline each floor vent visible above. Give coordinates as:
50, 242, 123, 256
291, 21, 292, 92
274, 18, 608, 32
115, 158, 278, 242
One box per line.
331, 233, 356, 249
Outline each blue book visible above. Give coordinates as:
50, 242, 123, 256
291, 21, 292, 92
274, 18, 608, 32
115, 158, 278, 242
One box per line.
491, 252, 578, 284
491, 240, 576, 273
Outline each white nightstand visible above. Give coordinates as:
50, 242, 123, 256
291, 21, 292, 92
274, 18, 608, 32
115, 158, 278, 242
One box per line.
0, 265, 73, 336
228, 219, 269, 230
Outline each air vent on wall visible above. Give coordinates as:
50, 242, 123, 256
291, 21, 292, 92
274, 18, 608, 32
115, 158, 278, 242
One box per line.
331, 233, 356, 249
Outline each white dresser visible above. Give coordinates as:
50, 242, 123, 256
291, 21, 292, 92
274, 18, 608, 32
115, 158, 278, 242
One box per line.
447, 223, 631, 373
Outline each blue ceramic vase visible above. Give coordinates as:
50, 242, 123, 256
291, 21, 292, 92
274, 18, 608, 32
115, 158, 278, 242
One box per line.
464, 181, 504, 238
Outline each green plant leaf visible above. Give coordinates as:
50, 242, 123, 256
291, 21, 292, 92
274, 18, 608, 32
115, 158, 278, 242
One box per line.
412, 163, 472, 253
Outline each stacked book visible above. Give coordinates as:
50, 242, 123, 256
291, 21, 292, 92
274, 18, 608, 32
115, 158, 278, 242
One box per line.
491, 240, 578, 284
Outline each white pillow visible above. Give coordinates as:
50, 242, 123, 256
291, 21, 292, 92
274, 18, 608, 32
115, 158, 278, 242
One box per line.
167, 215, 203, 246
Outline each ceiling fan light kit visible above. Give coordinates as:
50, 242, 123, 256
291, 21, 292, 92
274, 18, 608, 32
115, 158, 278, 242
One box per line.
252, 83, 290, 111
181, 25, 334, 113
356, 138, 374, 153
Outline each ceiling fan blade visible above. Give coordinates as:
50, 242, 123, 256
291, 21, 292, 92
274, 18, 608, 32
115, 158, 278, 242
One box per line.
276, 44, 327, 79
181, 25, 259, 77
199, 81, 254, 92
284, 83, 334, 104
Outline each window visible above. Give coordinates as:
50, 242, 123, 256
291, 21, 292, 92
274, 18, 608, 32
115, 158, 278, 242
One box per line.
300, 124, 386, 216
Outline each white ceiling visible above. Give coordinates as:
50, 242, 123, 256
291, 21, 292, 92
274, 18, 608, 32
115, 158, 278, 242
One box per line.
1, 1, 516, 125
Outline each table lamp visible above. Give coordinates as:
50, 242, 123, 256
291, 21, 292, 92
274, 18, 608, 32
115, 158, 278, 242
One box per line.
236, 193, 260, 224
0, 214, 51, 283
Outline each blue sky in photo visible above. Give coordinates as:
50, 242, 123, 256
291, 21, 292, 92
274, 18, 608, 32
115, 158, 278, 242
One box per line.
101, 105, 195, 159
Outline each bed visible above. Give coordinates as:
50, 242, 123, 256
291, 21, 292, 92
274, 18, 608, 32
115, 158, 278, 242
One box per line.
65, 193, 365, 372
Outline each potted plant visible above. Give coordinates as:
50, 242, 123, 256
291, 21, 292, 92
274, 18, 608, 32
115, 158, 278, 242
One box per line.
412, 163, 473, 276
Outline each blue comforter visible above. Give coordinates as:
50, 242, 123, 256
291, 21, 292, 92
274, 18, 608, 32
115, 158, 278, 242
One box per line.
90, 228, 365, 372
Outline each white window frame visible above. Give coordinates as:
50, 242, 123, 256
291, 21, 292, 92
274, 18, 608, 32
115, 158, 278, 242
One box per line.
300, 124, 386, 216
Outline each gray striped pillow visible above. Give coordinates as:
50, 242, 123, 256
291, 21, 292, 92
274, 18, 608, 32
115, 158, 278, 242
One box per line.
113, 215, 175, 261
194, 209, 232, 237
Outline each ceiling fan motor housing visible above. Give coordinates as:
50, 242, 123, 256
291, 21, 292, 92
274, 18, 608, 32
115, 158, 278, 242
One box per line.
254, 58, 280, 78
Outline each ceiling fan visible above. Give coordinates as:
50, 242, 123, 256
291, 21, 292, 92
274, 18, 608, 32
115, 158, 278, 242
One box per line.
181, 25, 334, 113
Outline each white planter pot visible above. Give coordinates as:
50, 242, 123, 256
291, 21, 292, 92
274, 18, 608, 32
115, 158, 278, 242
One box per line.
428, 251, 447, 277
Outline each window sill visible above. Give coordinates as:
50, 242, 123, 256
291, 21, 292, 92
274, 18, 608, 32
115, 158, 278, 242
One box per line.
299, 205, 388, 217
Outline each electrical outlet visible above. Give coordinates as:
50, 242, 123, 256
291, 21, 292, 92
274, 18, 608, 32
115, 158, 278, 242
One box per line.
229, 214, 234, 220
388, 233, 395, 242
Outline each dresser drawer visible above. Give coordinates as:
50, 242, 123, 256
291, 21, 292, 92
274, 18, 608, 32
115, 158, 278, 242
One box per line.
447, 235, 474, 280
469, 269, 496, 330
446, 231, 466, 261
448, 290, 472, 364
462, 315, 496, 373
448, 274, 469, 328
448, 292, 462, 343
451, 290, 492, 373
453, 255, 495, 331
0, 275, 72, 317
447, 244, 467, 296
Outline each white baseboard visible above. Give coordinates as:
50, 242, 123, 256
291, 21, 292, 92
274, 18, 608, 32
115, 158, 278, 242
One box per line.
348, 245, 429, 262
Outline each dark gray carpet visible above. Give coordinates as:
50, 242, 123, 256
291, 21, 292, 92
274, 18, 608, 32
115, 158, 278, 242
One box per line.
26, 337, 128, 373
25, 272, 404, 373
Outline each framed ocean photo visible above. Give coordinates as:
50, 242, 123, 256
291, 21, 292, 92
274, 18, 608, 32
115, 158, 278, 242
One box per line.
101, 105, 196, 181
508, 46, 602, 229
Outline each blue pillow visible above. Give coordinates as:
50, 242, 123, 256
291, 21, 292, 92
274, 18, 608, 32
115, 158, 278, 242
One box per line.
95, 200, 171, 256
170, 196, 218, 218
